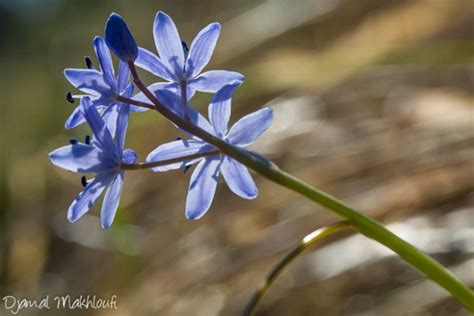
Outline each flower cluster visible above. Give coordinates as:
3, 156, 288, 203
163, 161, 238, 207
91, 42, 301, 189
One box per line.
50, 11, 272, 228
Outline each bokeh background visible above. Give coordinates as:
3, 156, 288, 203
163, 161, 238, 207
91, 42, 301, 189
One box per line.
0, 0, 473, 315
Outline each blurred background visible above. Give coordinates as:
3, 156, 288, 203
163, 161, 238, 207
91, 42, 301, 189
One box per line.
0, 0, 473, 315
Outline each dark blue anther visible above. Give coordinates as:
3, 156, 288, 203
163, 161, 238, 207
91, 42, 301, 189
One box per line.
85, 135, 91, 145
181, 40, 189, 72
176, 137, 182, 140
81, 176, 88, 187
66, 92, 75, 104
181, 41, 189, 60
183, 165, 191, 173
84, 56, 94, 69
69, 138, 78, 145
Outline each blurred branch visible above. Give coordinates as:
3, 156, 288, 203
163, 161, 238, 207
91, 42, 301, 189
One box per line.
243, 221, 352, 316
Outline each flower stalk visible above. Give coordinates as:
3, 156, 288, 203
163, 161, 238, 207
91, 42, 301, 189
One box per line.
120, 150, 219, 170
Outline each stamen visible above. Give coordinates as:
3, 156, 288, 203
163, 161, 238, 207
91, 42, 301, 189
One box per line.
183, 165, 191, 173
81, 176, 88, 187
69, 138, 78, 145
176, 137, 182, 140
85, 135, 91, 145
66, 92, 75, 104
84, 56, 94, 69
181, 41, 189, 62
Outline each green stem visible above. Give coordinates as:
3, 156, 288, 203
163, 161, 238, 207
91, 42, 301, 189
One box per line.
255, 166, 474, 311
125, 63, 474, 311
243, 221, 352, 316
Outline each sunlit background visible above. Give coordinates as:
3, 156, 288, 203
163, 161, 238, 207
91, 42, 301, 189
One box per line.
0, 0, 473, 315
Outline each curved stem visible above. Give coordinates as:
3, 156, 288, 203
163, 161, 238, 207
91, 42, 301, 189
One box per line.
125, 62, 474, 311
243, 221, 352, 316
120, 150, 220, 170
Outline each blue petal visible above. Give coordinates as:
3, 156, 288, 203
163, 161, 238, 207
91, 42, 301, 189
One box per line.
49, 143, 116, 173
122, 148, 137, 164
146, 139, 211, 172
208, 83, 240, 137
105, 13, 138, 61
66, 96, 115, 130
221, 156, 257, 199
133, 82, 178, 103
132, 82, 195, 112
185, 157, 221, 220
100, 171, 124, 229
227, 108, 273, 146
135, 47, 175, 81
115, 101, 130, 152
188, 70, 244, 93
153, 11, 184, 78
93, 36, 116, 90
153, 87, 181, 113
67, 173, 114, 223
130, 82, 175, 113
185, 22, 221, 78
119, 83, 147, 113
107, 84, 134, 149
154, 89, 214, 135
64, 105, 85, 129
117, 60, 131, 92
121, 82, 134, 99
101, 105, 119, 140
64, 69, 110, 95
81, 97, 118, 158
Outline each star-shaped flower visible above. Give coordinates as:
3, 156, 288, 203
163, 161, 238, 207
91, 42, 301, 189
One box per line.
49, 97, 136, 228
146, 83, 273, 219
64, 36, 140, 131
134, 11, 244, 100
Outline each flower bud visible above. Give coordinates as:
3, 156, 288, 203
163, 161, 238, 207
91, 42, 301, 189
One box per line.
104, 13, 138, 62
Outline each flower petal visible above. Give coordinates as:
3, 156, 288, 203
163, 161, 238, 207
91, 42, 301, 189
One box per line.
93, 36, 116, 90
154, 89, 214, 135
115, 101, 130, 152
185, 22, 221, 78
135, 47, 174, 81
67, 173, 114, 223
133, 82, 177, 103
49, 143, 115, 173
64, 105, 85, 129
132, 82, 196, 113
153, 11, 184, 78
227, 108, 273, 146
146, 139, 211, 172
208, 83, 240, 137
100, 171, 124, 229
101, 104, 119, 139
81, 97, 118, 157
64, 69, 110, 95
185, 157, 221, 220
221, 156, 257, 199
188, 70, 244, 93
117, 60, 131, 92
122, 148, 137, 164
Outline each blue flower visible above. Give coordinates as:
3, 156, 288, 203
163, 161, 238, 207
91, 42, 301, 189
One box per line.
146, 83, 273, 219
134, 11, 244, 101
64, 36, 141, 131
104, 13, 138, 62
49, 97, 136, 228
